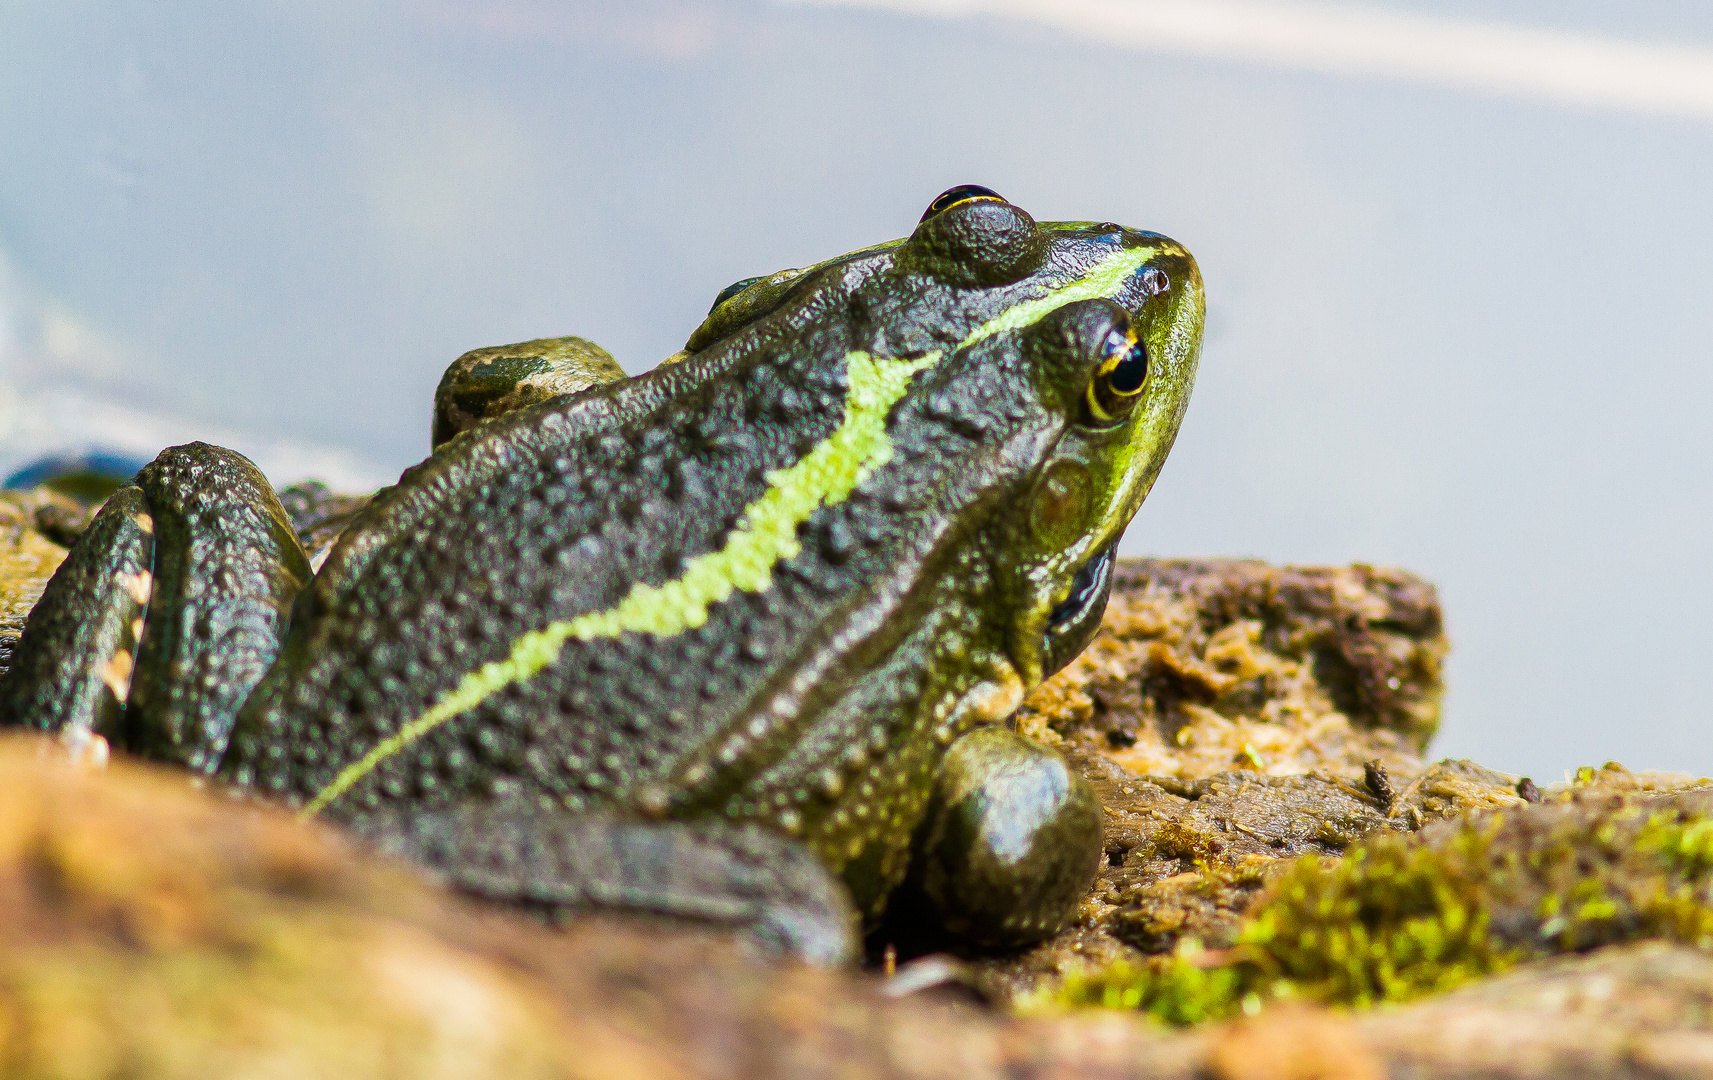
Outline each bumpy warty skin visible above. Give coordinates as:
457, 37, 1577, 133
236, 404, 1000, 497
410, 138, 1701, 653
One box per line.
129, 446, 310, 773
220, 226, 1196, 912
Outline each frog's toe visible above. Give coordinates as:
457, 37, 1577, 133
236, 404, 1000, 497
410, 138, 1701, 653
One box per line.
908, 726, 1102, 947
366, 804, 859, 966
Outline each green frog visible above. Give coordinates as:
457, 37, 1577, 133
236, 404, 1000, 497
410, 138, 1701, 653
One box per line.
0, 187, 1203, 963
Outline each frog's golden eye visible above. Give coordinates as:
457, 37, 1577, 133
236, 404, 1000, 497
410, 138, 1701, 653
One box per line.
920, 184, 1006, 223
1084, 328, 1149, 425
709, 276, 764, 313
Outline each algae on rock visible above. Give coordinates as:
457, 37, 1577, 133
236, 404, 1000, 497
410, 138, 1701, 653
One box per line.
1052, 766, 1713, 1024
971, 558, 1507, 1004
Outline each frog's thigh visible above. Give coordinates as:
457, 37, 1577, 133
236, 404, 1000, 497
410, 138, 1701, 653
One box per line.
370, 805, 859, 965
0, 485, 154, 741
913, 727, 1103, 946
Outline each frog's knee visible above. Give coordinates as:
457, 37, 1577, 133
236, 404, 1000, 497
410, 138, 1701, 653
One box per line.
912, 726, 1102, 946
432, 336, 626, 449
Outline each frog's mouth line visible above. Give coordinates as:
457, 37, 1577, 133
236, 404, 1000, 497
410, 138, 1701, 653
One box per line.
1035, 543, 1117, 681
1048, 545, 1115, 628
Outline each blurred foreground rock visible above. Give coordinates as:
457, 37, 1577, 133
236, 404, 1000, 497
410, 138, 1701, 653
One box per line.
5, 490, 1713, 1077
6, 740, 1713, 1078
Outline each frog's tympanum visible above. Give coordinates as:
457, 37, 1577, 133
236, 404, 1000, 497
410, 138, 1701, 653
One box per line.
0, 188, 1203, 963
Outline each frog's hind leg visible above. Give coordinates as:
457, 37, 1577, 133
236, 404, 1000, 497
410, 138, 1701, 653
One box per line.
125, 444, 312, 772
370, 806, 859, 965
0, 443, 312, 773
0, 484, 155, 747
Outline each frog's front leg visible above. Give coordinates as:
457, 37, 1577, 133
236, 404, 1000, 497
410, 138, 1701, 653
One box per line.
906, 726, 1103, 946
0, 443, 310, 771
369, 805, 859, 965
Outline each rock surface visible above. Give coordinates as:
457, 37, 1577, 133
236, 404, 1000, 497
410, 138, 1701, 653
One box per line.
3, 489, 1712, 1077
1017, 558, 1448, 779
0, 489, 78, 681
5, 739, 1713, 1079
968, 557, 1514, 1004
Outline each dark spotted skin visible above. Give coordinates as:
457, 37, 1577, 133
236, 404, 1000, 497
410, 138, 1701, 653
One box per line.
129, 448, 311, 772
0, 192, 1205, 959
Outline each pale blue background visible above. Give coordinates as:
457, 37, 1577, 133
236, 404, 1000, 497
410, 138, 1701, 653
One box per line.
2, 0, 1710, 781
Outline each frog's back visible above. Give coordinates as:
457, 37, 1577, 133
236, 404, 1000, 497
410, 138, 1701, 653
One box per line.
223, 254, 1036, 824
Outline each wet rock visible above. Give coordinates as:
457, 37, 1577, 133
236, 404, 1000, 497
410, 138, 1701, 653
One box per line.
22, 731, 1705, 1080
1049, 767, 1713, 1025
973, 559, 1491, 1004
0, 737, 586, 1078
1357, 941, 1713, 1080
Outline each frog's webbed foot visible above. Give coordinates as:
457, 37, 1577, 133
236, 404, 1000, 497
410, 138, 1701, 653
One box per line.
900, 726, 1103, 947
368, 805, 859, 965
0, 444, 310, 773
432, 336, 627, 449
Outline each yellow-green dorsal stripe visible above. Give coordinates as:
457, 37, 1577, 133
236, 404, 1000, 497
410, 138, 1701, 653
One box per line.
300, 348, 935, 818
299, 241, 1158, 818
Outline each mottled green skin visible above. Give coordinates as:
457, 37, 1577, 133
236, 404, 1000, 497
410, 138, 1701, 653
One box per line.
0, 191, 1203, 954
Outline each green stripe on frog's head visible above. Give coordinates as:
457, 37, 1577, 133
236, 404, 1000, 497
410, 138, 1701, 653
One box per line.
1000, 232, 1204, 687
301, 201, 1198, 818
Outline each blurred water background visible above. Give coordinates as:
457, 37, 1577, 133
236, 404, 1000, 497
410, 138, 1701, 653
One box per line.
2, 0, 1710, 780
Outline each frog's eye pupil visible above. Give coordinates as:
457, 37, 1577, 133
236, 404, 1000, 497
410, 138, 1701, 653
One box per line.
1108, 343, 1149, 394
710, 276, 764, 314
921, 184, 1006, 223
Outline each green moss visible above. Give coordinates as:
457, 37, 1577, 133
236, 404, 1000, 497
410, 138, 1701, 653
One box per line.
1049, 787, 1713, 1025
1641, 815, 1713, 876
1236, 824, 1520, 1007
1059, 946, 1255, 1025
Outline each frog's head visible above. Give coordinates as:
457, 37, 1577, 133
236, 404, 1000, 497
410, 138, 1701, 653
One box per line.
675, 185, 1201, 698
894, 186, 1205, 689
